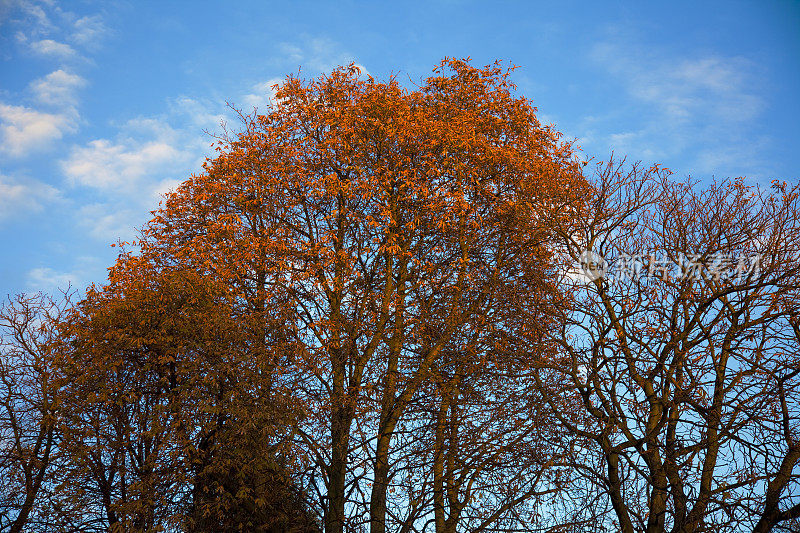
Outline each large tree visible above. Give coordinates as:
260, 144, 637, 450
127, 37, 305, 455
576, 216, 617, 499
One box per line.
142, 58, 587, 533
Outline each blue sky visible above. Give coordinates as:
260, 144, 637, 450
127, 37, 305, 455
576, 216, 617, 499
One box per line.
1, 0, 799, 298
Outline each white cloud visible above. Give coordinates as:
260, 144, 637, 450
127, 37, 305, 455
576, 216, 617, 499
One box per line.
0, 5, 100, 160
606, 131, 665, 162
591, 43, 763, 125
0, 174, 59, 220
63, 137, 183, 190
279, 42, 303, 63
62, 115, 200, 192
27, 267, 77, 291
152, 178, 184, 201
30, 38, 77, 58
167, 96, 227, 129
29, 69, 86, 106
0, 103, 77, 157
62, 110, 217, 193
694, 137, 771, 178
60, 101, 217, 241
9, 2, 107, 59
15, 1, 54, 35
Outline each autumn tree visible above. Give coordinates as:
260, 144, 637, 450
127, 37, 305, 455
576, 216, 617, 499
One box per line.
537, 160, 800, 532
53, 254, 308, 532
7, 58, 798, 533
140, 58, 588, 533
53, 258, 221, 531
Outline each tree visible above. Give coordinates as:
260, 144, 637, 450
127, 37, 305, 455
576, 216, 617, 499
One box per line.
5, 58, 797, 533
54, 258, 222, 531
54, 255, 306, 532
142, 58, 588, 533
536, 160, 800, 532
0, 292, 70, 533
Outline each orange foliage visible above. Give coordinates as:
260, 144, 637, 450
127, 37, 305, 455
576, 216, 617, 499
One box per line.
139, 58, 588, 532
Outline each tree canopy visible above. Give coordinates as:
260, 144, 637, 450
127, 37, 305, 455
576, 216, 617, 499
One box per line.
1, 59, 799, 533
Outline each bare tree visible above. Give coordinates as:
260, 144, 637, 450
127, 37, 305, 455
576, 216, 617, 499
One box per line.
536, 160, 800, 532
0, 292, 71, 533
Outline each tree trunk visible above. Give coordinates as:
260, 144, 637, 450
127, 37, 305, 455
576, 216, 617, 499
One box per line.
326, 354, 351, 533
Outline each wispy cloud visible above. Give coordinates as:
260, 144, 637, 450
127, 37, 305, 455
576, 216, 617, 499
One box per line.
0, 173, 59, 221
76, 203, 141, 242
585, 36, 768, 176
62, 113, 214, 241
71, 14, 107, 48
275, 36, 368, 75
26, 255, 102, 292
63, 136, 184, 190
167, 96, 227, 129
9, 1, 107, 57
27, 267, 77, 291
591, 43, 763, 125
0, 3, 105, 158
12, 0, 55, 36
241, 78, 283, 112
